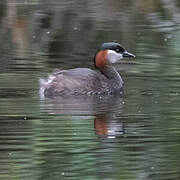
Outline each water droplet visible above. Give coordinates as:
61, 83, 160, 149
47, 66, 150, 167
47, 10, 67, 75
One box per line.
87, 92, 91, 96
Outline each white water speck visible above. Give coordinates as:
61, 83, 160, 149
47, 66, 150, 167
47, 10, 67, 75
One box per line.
108, 136, 115, 139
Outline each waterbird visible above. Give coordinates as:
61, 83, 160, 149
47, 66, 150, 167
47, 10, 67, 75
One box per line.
40, 42, 135, 98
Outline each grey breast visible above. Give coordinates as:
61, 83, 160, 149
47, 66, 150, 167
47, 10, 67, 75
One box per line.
44, 68, 108, 97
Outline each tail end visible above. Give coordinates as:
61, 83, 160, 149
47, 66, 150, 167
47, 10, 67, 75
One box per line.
39, 78, 47, 99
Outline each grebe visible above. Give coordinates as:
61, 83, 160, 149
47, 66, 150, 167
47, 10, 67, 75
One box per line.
40, 42, 135, 98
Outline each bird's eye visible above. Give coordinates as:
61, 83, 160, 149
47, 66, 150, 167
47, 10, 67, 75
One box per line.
115, 48, 120, 53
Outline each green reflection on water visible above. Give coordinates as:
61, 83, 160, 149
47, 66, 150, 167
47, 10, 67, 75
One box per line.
0, 0, 180, 180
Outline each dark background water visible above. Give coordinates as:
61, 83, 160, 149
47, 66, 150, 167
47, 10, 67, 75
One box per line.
0, 0, 180, 179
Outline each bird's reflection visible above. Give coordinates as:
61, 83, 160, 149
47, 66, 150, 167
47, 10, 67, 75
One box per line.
94, 113, 124, 139
40, 95, 125, 139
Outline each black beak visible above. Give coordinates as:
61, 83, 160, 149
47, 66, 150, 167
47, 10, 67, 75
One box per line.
123, 51, 135, 58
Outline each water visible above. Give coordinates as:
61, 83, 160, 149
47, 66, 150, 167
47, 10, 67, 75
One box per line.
0, 0, 180, 179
